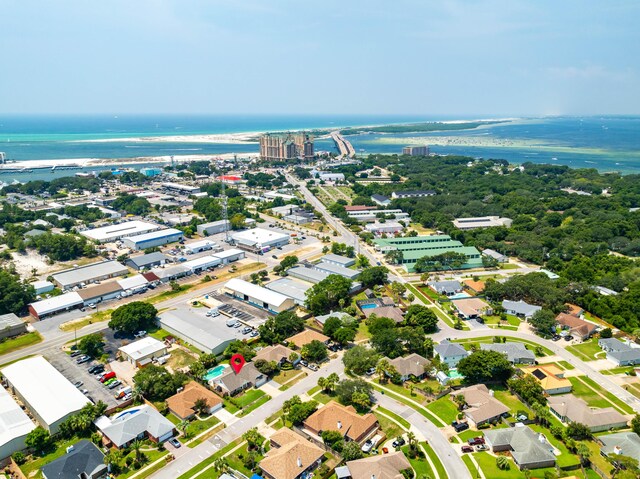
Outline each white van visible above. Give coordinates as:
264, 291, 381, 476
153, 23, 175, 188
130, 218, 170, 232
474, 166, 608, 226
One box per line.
226, 318, 238, 327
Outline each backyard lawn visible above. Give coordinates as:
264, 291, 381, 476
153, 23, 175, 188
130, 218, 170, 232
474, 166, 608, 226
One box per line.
232, 389, 266, 408
491, 385, 529, 415
426, 396, 459, 424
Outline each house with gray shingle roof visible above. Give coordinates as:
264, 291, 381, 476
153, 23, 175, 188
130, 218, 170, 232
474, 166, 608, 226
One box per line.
600, 432, 640, 464
94, 405, 175, 449
481, 343, 536, 365
502, 300, 542, 319
428, 280, 463, 297
484, 426, 556, 470
41, 439, 106, 479
548, 394, 628, 432
435, 340, 468, 368
599, 338, 640, 366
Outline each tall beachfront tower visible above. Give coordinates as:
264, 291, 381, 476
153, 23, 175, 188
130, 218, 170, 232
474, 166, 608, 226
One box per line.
259, 132, 314, 162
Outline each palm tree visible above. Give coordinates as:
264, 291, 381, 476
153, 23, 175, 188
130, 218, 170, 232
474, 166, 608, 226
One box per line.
376, 359, 390, 382
130, 439, 143, 463
326, 373, 339, 392
317, 376, 328, 392
453, 394, 466, 411
213, 458, 229, 474
406, 431, 417, 452
178, 420, 189, 438
496, 455, 509, 470
577, 443, 591, 467
131, 387, 144, 403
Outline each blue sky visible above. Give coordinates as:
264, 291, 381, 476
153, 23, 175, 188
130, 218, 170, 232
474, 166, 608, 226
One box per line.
1, 0, 639, 115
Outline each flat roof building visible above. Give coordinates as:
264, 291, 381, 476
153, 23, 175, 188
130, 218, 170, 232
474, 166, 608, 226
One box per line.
77, 281, 123, 305
1, 356, 91, 434
231, 228, 290, 253
288, 266, 330, 284
224, 278, 296, 313
266, 278, 312, 306
182, 255, 222, 273
32, 280, 55, 295
184, 239, 220, 255
161, 182, 200, 195
52, 260, 129, 290
119, 337, 168, 367
80, 221, 161, 243
122, 228, 183, 251
126, 252, 168, 270
196, 220, 229, 237
452, 216, 513, 230
29, 292, 84, 319
313, 262, 360, 280
212, 248, 246, 264
0, 385, 36, 460
159, 310, 236, 355
320, 254, 356, 268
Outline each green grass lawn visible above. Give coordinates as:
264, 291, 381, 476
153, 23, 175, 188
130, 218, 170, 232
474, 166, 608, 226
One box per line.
239, 394, 271, 417
118, 448, 169, 479
557, 360, 575, 370
0, 331, 42, 355
483, 315, 521, 327
355, 321, 371, 341
566, 338, 603, 361
569, 376, 615, 409
272, 368, 306, 385
422, 442, 446, 479
374, 379, 429, 405
401, 445, 435, 479
21, 436, 84, 476
177, 438, 242, 479
580, 376, 634, 414
491, 385, 529, 415
375, 411, 403, 439
426, 396, 459, 425
376, 406, 411, 429
473, 451, 522, 479
225, 443, 264, 477
231, 389, 266, 408
601, 366, 635, 375
458, 429, 482, 442
528, 424, 580, 468
187, 415, 221, 437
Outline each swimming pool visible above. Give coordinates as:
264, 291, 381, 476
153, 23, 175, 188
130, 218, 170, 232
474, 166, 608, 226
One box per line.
447, 369, 464, 379
360, 303, 379, 310
449, 292, 471, 300
203, 364, 228, 381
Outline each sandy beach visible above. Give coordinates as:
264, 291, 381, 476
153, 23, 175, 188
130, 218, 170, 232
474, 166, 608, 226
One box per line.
74, 132, 262, 144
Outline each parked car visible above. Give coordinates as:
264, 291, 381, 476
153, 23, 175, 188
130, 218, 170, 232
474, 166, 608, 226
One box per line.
461, 445, 474, 453
104, 378, 117, 386
70, 350, 82, 358
392, 437, 406, 448
242, 327, 252, 334
100, 372, 116, 383
169, 438, 181, 448
233, 322, 242, 328
134, 330, 147, 339
250, 330, 259, 337
74, 381, 83, 388
468, 437, 485, 446
108, 380, 122, 389
308, 364, 319, 371
299, 359, 308, 367
365, 367, 376, 376
564, 335, 574, 341
88, 365, 104, 374
452, 421, 469, 432
475, 445, 488, 451
361, 440, 374, 453
76, 355, 91, 364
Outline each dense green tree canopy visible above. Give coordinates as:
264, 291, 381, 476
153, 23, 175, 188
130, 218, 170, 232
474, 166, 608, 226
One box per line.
305, 275, 353, 315
258, 311, 305, 345
457, 350, 514, 385
108, 302, 157, 333
133, 365, 189, 401
0, 269, 35, 315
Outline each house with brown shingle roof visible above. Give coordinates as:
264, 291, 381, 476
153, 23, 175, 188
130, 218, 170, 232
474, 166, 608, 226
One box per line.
452, 384, 510, 426
462, 279, 485, 294
388, 353, 431, 382
254, 344, 300, 366
345, 451, 412, 479
286, 329, 330, 349
259, 428, 324, 479
548, 394, 628, 432
303, 401, 378, 444
165, 381, 223, 420
556, 313, 597, 340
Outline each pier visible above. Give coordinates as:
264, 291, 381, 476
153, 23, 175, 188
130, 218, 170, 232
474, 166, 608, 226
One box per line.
330, 131, 356, 158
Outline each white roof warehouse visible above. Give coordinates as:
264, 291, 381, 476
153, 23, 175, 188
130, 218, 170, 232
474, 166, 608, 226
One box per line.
122, 228, 184, 251
52, 260, 129, 290
1, 356, 91, 434
0, 385, 36, 460
80, 220, 161, 243
224, 278, 295, 313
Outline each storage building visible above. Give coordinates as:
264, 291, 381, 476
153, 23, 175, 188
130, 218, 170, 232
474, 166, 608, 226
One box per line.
231, 228, 290, 253
150, 264, 191, 282
122, 228, 184, 251
319, 254, 356, 268
52, 261, 129, 290
161, 182, 200, 195
0, 313, 27, 340
159, 310, 236, 355
266, 278, 312, 306
32, 280, 55, 295
77, 281, 123, 305
29, 292, 84, 319
126, 252, 168, 270
117, 274, 149, 292
184, 239, 220, 255
287, 266, 330, 284
0, 385, 36, 459
196, 220, 229, 236
313, 262, 360, 280
119, 337, 168, 367
212, 248, 246, 264
182, 255, 222, 273
1, 356, 91, 434
80, 221, 161, 243
224, 278, 295, 313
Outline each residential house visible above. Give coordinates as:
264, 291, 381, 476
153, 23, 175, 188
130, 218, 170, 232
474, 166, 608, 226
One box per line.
520, 365, 572, 395
462, 279, 485, 294
259, 428, 324, 479
434, 340, 468, 368
502, 300, 542, 319
556, 313, 598, 340
453, 384, 510, 427
254, 344, 300, 367
480, 343, 536, 365
362, 305, 405, 324
388, 353, 430, 382
344, 451, 412, 479
548, 395, 627, 432
484, 426, 556, 470
209, 362, 267, 396
451, 297, 493, 320
286, 329, 330, 349
41, 440, 107, 479
427, 280, 463, 297
166, 381, 223, 420
315, 311, 355, 327
303, 401, 379, 444
482, 248, 508, 263
118, 337, 168, 367
94, 405, 175, 448
600, 432, 640, 465
598, 338, 640, 366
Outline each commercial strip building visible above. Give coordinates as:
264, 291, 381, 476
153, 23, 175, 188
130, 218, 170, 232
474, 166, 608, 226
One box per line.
1, 356, 90, 434
0, 385, 36, 459
95, 405, 175, 448
80, 220, 161, 243
231, 227, 290, 253
32, 280, 55, 295
126, 252, 168, 270
212, 248, 246, 264
364, 221, 404, 235
77, 281, 123, 305
346, 209, 410, 223
161, 182, 200, 195
159, 310, 236, 355
391, 189, 436, 198
184, 239, 220, 255
313, 261, 361, 280
452, 216, 513, 230
122, 228, 184, 250
0, 313, 27, 340
118, 337, 168, 367
266, 278, 312, 306
223, 278, 295, 313
288, 266, 331, 284
29, 292, 84, 319
319, 254, 356, 268
52, 260, 129, 290
373, 234, 482, 272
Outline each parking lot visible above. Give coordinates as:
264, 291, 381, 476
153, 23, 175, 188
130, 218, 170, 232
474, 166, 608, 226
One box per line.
206, 291, 271, 330
45, 349, 121, 410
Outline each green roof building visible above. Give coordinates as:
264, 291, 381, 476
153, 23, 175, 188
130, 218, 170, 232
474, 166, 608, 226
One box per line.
373, 235, 482, 272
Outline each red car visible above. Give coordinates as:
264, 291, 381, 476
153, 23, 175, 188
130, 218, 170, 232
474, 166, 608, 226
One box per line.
461, 445, 474, 453
100, 371, 116, 383
468, 437, 485, 446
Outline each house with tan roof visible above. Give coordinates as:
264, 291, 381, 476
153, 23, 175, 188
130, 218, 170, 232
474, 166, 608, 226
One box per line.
165, 381, 223, 420
303, 401, 378, 444
388, 353, 430, 382
259, 428, 324, 479
254, 344, 300, 366
462, 279, 485, 294
548, 394, 628, 432
451, 297, 493, 320
556, 313, 597, 340
344, 451, 412, 479
286, 329, 330, 349
453, 384, 510, 426
521, 364, 572, 395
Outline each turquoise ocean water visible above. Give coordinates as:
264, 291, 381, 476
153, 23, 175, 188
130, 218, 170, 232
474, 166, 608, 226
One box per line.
0, 115, 639, 181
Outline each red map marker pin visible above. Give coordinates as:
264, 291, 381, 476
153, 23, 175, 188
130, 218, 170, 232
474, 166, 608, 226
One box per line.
230, 354, 246, 374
